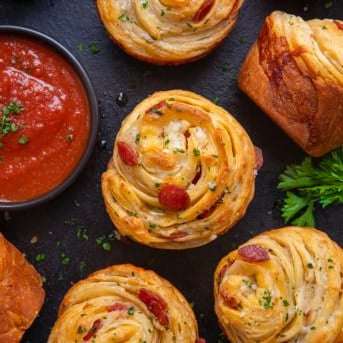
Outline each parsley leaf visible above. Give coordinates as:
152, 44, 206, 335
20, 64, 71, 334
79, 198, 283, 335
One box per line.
278, 147, 343, 227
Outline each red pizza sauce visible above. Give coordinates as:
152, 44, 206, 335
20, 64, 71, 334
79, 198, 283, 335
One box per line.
0, 36, 90, 202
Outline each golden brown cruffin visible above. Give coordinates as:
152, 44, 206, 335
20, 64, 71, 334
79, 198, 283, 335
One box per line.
238, 11, 343, 157
214, 227, 343, 343
48, 264, 204, 343
101, 90, 257, 249
0, 232, 45, 343
96, 0, 244, 65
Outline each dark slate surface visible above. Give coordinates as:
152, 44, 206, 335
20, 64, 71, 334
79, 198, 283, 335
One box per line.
0, 1, 342, 342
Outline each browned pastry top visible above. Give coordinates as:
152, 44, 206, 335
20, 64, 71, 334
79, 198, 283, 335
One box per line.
0, 233, 45, 343
239, 11, 343, 157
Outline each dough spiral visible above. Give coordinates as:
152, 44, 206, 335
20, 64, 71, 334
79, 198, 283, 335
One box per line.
101, 90, 256, 249
48, 264, 203, 343
214, 227, 343, 342
0, 233, 45, 343
96, 0, 244, 65
238, 11, 343, 157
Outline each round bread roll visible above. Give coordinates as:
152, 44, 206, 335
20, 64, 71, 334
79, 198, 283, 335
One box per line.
96, 0, 244, 65
101, 90, 257, 249
238, 11, 343, 157
0, 233, 45, 342
214, 227, 343, 342
48, 264, 204, 342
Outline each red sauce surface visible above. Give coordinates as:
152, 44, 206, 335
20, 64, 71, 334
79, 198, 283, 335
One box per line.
0, 36, 90, 202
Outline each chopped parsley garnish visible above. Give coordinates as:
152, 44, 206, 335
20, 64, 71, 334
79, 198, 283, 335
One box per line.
260, 289, 274, 309
242, 279, 253, 289
77, 325, 87, 334
127, 306, 135, 315
149, 223, 156, 228
193, 148, 200, 156
142, 1, 148, 8
307, 263, 314, 269
77, 43, 85, 52
118, 13, 130, 22
18, 136, 29, 144
135, 134, 140, 143
102, 242, 111, 251
60, 252, 71, 264
35, 253, 46, 262
151, 108, 163, 116
174, 148, 185, 153
213, 96, 219, 105
89, 43, 100, 54
283, 299, 290, 307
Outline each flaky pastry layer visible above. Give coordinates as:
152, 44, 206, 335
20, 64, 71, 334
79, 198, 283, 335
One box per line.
96, 0, 243, 65
214, 227, 343, 343
238, 11, 343, 157
101, 90, 256, 249
48, 264, 200, 343
0, 233, 45, 343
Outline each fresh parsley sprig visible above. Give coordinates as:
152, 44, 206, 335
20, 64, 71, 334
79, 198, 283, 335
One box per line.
277, 146, 343, 227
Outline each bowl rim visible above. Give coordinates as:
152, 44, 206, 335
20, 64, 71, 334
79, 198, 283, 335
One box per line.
0, 25, 99, 211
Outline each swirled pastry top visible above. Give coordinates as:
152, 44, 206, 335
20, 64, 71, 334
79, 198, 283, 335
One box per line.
0, 233, 45, 343
101, 90, 257, 249
96, 0, 244, 65
48, 264, 203, 343
238, 11, 343, 157
214, 227, 343, 343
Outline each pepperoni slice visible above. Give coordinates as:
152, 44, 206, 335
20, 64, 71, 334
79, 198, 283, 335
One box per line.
222, 295, 239, 310
83, 319, 101, 341
192, 168, 202, 185
334, 20, 343, 30
196, 338, 206, 343
139, 288, 169, 327
238, 244, 270, 262
254, 146, 263, 171
117, 141, 138, 166
106, 303, 129, 312
158, 185, 190, 212
193, 0, 214, 22
218, 265, 227, 283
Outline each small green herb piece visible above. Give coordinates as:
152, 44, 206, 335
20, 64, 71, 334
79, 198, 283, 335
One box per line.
77, 325, 87, 334
283, 300, 290, 307
142, 1, 148, 8
193, 148, 200, 156
35, 253, 45, 262
127, 306, 135, 315
149, 223, 156, 228
18, 136, 29, 144
78, 43, 85, 52
186, 22, 193, 29
41, 275, 47, 283
66, 134, 73, 141
61, 253, 71, 265
89, 43, 100, 54
118, 13, 130, 22
154, 183, 160, 188
213, 97, 219, 105
307, 263, 314, 269
277, 147, 343, 227
174, 148, 185, 153
260, 289, 274, 309
135, 134, 140, 143
161, 9, 165, 16
102, 242, 111, 251
151, 108, 163, 116
324, 1, 334, 8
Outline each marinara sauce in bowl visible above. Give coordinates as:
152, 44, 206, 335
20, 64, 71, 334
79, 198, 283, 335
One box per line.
0, 26, 98, 210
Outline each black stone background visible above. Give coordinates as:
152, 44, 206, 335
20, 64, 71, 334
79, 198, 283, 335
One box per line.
0, 0, 342, 342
